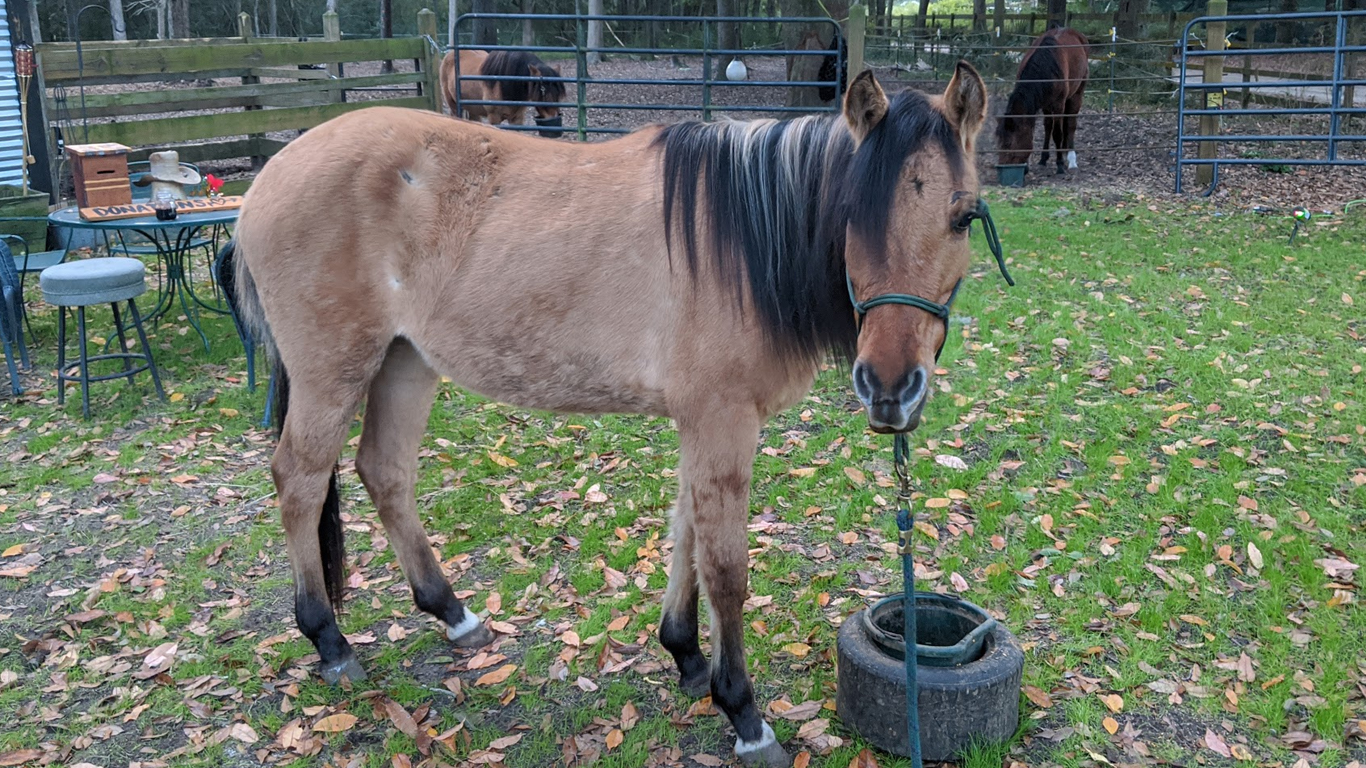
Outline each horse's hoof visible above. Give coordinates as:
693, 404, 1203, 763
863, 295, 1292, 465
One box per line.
318, 655, 367, 685
735, 723, 790, 767
679, 670, 710, 698
448, 621, 496, 649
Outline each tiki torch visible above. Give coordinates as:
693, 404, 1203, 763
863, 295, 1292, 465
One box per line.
14, 41, 34, 195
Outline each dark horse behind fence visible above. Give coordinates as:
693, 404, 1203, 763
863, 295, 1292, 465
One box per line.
996, 26, 1089, 176
221, 62, 1006, 766
440, 49, 567, 138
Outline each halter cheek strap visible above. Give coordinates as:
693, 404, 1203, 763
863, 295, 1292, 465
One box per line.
846, 199, 1015, 361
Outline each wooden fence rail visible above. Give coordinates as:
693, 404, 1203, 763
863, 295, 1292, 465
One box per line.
35, 8, 442, 198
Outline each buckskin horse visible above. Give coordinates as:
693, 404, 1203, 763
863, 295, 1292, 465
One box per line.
997, 25, 1089, 175
440, 49, 567, 137
221, 63, 1001, 766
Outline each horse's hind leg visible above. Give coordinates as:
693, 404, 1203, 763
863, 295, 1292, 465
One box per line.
1063, 94, 1083, 170
679, 409, 789, 766
660, 493, 709, 698
356, 339, 493, 648
1052, 116, 1067, 174
276, 378, 371, 684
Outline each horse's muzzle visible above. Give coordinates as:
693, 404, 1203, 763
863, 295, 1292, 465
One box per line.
535, 115, 563, 139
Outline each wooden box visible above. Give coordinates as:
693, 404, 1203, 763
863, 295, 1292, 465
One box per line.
67, 143, 133, 209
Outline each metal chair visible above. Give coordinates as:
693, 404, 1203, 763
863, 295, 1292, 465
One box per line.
0, 240, 30, 395
0, 219, 68, 339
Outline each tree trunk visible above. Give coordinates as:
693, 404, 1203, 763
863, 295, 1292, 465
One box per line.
156, 0, 167, 39
108, 0, 127, 39
717, 0, 739, 71
916, 0, 930, 33
1277, 0, 1296, 43
170, 0, 190, 38
1046, 0, 1066, 28
473, 0, 497, 46
523, 0, 535, 46
587, 0, 604, 65
1117, 0, 1147, 39
784, 0, 840, 108
268, 0, 277, 36
972, 0, 986, 32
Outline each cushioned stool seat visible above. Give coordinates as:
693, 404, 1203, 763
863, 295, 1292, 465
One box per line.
40, 257, 147, 306
38, 257, 165, 418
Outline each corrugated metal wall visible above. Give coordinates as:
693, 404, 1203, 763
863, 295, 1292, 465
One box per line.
0, 0, 28, 188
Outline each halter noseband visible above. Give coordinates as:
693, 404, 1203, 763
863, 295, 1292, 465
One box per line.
845, 199, 1015, 360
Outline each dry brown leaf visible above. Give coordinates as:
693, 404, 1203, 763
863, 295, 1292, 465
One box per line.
621, 701, 640, 730
487, 451, 518, 468
691, 755, 724, 767
0, 544, 24, 558
1103, 717, 1119, 735
1204, 728, 1232, 757
475, 664, 517, 686
606, 615, 630, 632
1247, 542, 1264, 570
794, 752, 812, 768
849, 748, 882, 768
1023, 685, 1053, 708
313, 713, 359, 733
1100, 693, 1123, 713
782, 642, 811, 658
605, 729, 624, 750
843, 467, 867, 485
0, 750, 44, 766
488, 734, 523, 750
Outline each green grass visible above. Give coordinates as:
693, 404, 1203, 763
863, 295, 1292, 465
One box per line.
1, 190, 1363, 767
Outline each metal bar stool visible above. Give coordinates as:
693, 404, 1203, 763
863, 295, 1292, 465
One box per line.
40, 257, 166, 418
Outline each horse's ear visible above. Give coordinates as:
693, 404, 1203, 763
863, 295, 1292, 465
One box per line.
843, 70, 888, 145
942, 61, 987, 152
527, 64, 542, 77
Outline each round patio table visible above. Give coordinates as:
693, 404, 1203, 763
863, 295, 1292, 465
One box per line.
49, 206, 237, 350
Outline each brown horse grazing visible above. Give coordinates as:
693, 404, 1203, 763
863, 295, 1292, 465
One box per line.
440, 49, 566, 137
221, 63, 991, 766
997, 26, 1089, 175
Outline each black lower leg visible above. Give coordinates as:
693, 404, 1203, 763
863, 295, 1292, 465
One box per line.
411, 570, 466, 627
660, 596, 709, 696
711, 640, 765, 743
296, 591, 361, 683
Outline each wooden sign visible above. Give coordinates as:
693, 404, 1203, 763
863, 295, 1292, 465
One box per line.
80, 195, 244, 222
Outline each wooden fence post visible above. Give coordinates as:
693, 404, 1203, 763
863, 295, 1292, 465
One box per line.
1196, 0, 1226, 187
238, 13, 266, 170
417, 8, 441, 112
848, 3, 867, 78
323, 8, 342, 83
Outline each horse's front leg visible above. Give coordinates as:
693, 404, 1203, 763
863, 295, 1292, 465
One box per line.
1039, 115, 1053, 168
676, 410, 790, 767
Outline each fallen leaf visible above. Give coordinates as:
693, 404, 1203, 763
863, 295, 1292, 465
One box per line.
1230, 744, 1254, 761
849, 747, 881, 767
794, 752, 812, 768
934, 454, 968, 471
313, 713, 359, 733
1103, 717, 1119, 735
1024, 685, 1053, 708
0, 750, 43, 766
691, 755, 724, 767
229, 722, 259, 744
488, 734, 523, 750
782, 642, 811, 658
1205, 728, 1232, 757
92, 472, 119, 484
1, 544, 24, 558
950, 572, 969, 592
605, 729, 624, 749
487, 451, 518, 468
1100, 693, 1123, 713
475, 664, 517, 686
1247, 542, 1264, 570
621, 701, 640, 730
843, 466, 866, 485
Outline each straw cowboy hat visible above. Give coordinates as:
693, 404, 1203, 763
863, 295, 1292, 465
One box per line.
133, 151, 201, 200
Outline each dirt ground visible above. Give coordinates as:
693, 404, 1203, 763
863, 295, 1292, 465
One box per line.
46, 53, 1366, 210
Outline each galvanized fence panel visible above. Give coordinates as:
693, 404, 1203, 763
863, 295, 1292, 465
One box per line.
1175, 9, 1366, 192
452, 14, 843, 140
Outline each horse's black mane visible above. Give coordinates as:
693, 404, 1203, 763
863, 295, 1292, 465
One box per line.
481, 50, 566, 104
654, 89, 964, 362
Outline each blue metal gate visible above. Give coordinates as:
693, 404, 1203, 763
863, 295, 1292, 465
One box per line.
1175, 9, 1366, 192
451, 14, 844, 140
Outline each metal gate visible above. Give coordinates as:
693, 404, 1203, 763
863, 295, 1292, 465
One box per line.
451, 14, 844, 140
1175, 9, 1366, 192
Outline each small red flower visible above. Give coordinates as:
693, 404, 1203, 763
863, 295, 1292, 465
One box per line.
205, 174, 224, 194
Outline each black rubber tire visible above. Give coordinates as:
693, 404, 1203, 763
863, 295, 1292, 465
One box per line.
836, 607, 1023, 761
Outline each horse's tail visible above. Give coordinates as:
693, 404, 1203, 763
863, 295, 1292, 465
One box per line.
216, 238, 346, 612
